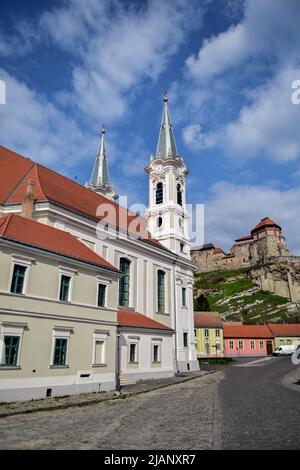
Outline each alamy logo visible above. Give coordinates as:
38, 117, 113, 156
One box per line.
291, 80, 300, 104
0, 80, 6, 104
291, 347, 300, 365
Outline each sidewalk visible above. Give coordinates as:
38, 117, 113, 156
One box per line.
0, 370, 211, 419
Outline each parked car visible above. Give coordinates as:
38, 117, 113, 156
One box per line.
273, 345, 296, 356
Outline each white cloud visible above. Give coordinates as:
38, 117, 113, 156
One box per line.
186, 0, 300, 82
40, 0, 206, 122
225, 66, 300, 162
200, 181, 300, 254
182, 123, 219, 150
183, 0, 300, 163
0, 70, 95, 174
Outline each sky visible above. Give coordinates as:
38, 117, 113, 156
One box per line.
1, 0, 300, 253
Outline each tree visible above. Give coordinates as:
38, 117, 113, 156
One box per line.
194, 294, 210, 311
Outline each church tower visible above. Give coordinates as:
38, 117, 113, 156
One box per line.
145, 93, 191, 257
87, 126, 118, 201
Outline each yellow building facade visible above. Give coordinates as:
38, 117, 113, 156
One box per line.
194, 312, 224, 358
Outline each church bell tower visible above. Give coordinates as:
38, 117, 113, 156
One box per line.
145, 93, 191, 257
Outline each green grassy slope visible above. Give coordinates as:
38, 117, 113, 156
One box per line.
194, 268, 291, 324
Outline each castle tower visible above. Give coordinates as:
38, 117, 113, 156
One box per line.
145, 93, 191, 257
87, 126, 118, 201
249, 217, 290, 264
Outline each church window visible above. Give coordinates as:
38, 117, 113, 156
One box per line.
119, 258, 131, 307
157, 270, 165, 313
177, 184, 182, 206
157, 216, 163, 228
156, 182, 163, 204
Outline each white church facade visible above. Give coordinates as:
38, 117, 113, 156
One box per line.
0, 94, 198, 401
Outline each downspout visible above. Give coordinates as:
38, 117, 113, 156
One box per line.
173, 254, 179, 373
115, 326, 121, 394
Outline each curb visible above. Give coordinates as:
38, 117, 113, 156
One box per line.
0, 370, 218, 419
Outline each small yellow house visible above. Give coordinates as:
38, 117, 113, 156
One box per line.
267, 324, 300, 348
194, 312, 224, 358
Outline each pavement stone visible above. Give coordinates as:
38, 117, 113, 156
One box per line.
0, 371, 223, 450
0, 371, 208, 419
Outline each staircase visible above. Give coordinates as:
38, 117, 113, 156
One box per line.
120, 376, 137, 386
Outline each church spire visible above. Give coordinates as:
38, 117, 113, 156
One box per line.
87, 126, 118, 201
156, 92, 178, 159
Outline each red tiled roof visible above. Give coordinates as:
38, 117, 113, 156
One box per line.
118, 310, 173, 331
194, 312, 223, 328
223, 323, 273, 339
194, 243, 215, 251
235, 234, 253, 242
251, 217, 281, 234
0, 146, 167, 252
0, 146, 34, 204
0, 213, 118, 272
213, 247, 224, 254
267, 323, 300, 337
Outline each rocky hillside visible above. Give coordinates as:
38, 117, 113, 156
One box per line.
194, 268, 300, 324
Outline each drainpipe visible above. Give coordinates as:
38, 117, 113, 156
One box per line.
115, 327, 121, 394
173, 254, 179, 374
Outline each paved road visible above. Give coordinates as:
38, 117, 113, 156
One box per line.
218, 356, 300, 450
0, 357, 299, 450
0, 372, 221, 450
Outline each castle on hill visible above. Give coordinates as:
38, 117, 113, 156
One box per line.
191, 217, 291, 273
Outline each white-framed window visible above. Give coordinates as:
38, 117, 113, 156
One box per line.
182, 287, 187, 307
0, 322, 26, 368
250, 340, 255, 350
238, 340, 244, 350
97, 284, 107, 307
183, 332, 188, 348
229, 340, 234, 350
204, 329, 209, 337
9, 256, 33, 295
50, 327, 73, 367
119, 257, 131, 307
152, 339, 162, 364
128, 337, 139, 364
92, 331, 109, 366
216, 329, 220, 337
58, 267, 76, 303
157, 269, 166, 313
259, 340, 264, 349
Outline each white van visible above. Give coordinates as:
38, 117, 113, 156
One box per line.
273, 345, 296, 356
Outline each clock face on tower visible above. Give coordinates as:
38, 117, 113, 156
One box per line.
154, 164, 163, 175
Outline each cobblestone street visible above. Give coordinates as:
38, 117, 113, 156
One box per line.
0, 358, 299, 450
0, 372, 223, 450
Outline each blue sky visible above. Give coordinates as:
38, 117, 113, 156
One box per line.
1, 0, 300, 252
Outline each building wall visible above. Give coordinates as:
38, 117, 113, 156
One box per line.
0, 313, 116, 401
0, 244, 119, 401
119, 329, 174, 380
195, 327, 224, 357
274, 336, 300, 348
224, 338, 273, 357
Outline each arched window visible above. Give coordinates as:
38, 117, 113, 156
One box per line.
157, 216, 163, 228
119, 258, 131, 307
177, 184, 182, 206
157, 270, 165, 313
156, 182, 163, 204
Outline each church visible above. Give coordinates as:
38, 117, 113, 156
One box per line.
0, 94, 199, 402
